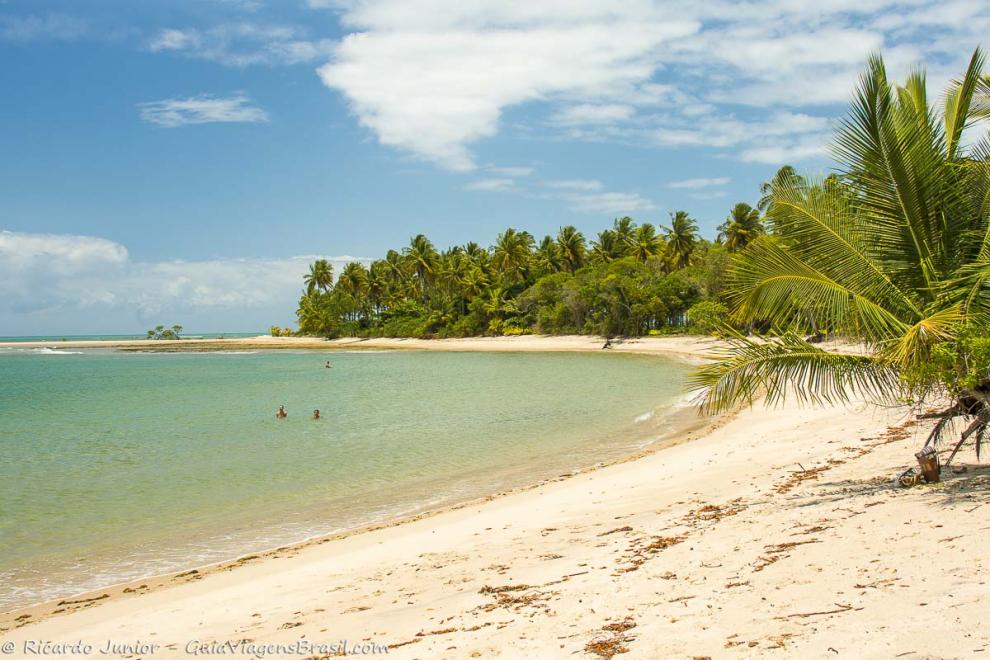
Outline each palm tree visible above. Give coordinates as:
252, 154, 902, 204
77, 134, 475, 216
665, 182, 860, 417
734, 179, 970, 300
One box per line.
491, 228, 535, 284
304, 259, 334, 294
757, 166, 799, 215
613, 216, 637, 254
629, 223, 665, 262
591, 229, 622, 264
663, 211, 699, 269
717, 203, 764, 252
463, 241, 490, 271
556, 225, 586, 273
367, 260, 392, 313
335, 262, 369, 298
693, 48, 990, 458
459, 264, 489, 300
533, 235, 563, 276
403, 234, 439, 292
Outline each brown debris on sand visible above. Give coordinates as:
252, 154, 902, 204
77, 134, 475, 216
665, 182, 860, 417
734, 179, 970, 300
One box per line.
585, 618, 637, 658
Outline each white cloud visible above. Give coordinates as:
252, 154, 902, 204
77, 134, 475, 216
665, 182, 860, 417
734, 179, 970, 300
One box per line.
739, 138, 829, 164
148, 28, 198, 52
543, 179, 603, 191
650, 111, 833, 164
688, 191, 727, 200
147, 23, 335, 66
564, 191, 657, 215
0, 230, 361, 330
306, 0, 351, 8
551, 104, 635, 126
668, 176, 730, 189
488, 166, 534, 177
464, 178, 515, 192
0, 13, 88, 42
316, 4, 699, 170
138, 94, 269, 127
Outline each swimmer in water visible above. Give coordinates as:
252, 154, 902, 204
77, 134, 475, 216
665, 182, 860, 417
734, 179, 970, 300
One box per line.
276, 405, 287, 419
312, 409, 321, 420
325, 360, 332, 368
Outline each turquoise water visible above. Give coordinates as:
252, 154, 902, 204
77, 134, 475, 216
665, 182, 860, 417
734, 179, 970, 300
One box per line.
0, 348, 693, 611
0, 332, 262, 342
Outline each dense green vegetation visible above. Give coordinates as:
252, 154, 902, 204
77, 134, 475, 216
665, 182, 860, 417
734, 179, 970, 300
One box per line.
693, 48, 990, 457
147, 324, 183, 340
295, 209, 762, 339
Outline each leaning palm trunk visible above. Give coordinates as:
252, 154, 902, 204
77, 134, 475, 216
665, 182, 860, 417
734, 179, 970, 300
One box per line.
693, 48, 990, 462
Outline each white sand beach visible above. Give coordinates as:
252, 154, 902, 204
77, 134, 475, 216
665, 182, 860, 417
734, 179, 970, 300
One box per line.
2, 337, 987, 658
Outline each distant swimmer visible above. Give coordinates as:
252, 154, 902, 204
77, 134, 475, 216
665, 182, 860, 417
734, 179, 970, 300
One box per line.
325, 360, 333, 369
312, 409, 321, 420
276, 405, 287, 419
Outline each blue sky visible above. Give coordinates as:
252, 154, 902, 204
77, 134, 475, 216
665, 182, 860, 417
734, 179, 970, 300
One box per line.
1, 0, 987, 334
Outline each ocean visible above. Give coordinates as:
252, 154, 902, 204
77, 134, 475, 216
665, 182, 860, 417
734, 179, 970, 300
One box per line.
0, 347, 695, 610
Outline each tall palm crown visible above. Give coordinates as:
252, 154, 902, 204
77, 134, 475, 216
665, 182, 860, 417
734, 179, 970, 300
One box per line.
629, 223, 665, 262
335, 261, 369, 297
534, 235, 563, 276
758, 166, 798, 214
492, 228, 535, 284
403, 234, 439, 290
695, 48, 990, 452
612, 217, 637, 248
663, 211, 699, 269
304, 259, 334, 294
556, 225, 587, 273
717, 203, 764, 252
591, 229, 622, 263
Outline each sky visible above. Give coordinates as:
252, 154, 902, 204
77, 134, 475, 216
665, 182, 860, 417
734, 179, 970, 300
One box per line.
1, 0, 988, 335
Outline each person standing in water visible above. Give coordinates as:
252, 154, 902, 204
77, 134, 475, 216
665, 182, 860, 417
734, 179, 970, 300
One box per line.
276, 405, 287, 419
312, 409, 321, 420
325, 360, 332, 368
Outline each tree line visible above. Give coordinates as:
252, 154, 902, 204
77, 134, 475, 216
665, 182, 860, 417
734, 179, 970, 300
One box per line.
294, 200, 773, 338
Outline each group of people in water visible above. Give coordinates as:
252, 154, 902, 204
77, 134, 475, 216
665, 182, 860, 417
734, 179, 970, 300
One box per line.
275, 405, 320, 420
275, 360, 332, 420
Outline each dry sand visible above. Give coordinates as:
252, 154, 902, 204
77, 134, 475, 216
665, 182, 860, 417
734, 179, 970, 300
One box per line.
0, 333, 721, 359
1, 336, 987, 658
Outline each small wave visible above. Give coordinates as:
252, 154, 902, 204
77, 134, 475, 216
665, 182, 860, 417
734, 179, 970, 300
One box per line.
674, 388, 706, 408
634, 410, 654, 423
197, 351, 259, 355
31, 347, 85, 355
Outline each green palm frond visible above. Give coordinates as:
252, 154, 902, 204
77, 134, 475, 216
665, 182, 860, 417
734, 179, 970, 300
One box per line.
728, 236, 910, 342
691, 333, 900, 415
944, 49, 986, 161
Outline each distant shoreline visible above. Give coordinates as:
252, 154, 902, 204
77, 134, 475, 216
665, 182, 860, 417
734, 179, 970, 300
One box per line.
0, 334, 723, 359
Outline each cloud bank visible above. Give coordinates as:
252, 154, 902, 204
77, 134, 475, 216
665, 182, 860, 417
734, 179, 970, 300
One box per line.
0, 230, 360, 334
311, 0, 989, 170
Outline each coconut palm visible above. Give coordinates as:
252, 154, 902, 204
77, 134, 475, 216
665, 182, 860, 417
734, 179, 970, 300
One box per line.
556, 225, 587, 273
404, 234, 439, 292
335, 262, 369, 298
463, 241, 490, 271
693, 48, 990, 457
533, 235, 563, 276
628, 223, 665, 262
492, 228, 535, 284
717, 203, 764, 252
757, 166, 799, 215
304, 259, 334, 294
612, 217, 637, 253
663, 211, 699, 269
591, 229, 623, 264
459, 265, 489, 300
